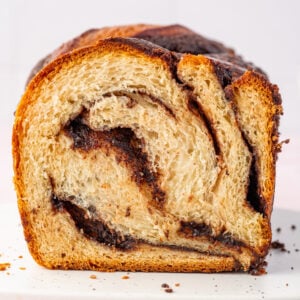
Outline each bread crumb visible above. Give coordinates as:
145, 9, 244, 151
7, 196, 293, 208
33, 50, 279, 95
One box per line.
249, 260, 267, 276
19, 267, 26, 270
18, 255, 23, 259
271, 240, 287, 252
165, 288, 173, 293
161, 283, 169, 288
0, 263, 11, 271
122, 275, 130, 279
90, 274, 97, 279
175, 283, 180, 287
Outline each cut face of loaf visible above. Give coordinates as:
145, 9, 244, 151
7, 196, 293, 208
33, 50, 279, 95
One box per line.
13, 25, 282, 272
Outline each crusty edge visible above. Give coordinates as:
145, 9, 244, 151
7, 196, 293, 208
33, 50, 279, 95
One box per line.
176, 53, 273, 258
27, 24, 159, 83
225, 71, 282, 218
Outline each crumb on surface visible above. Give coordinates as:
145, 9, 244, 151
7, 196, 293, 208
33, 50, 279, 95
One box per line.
18, 255, 23, 259
19, 267, 26, 270
291, 225, 296, 230
276, 227, 281, 233
175, 283, 180, 287
271, 240, 287, 252
165, 288, 173, 293
90, 274, 97, 279
249, 262, 267, 276
122, 275, 130, 280
0, 263, 11, 271
161, 283, 169, 288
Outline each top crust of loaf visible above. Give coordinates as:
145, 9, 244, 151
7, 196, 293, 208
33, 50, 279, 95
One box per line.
27, 24, 159, 82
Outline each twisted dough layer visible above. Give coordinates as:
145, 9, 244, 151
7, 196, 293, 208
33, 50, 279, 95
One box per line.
13, 25, 282, 272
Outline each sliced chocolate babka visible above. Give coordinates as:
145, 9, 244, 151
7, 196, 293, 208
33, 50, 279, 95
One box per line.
13, 24, 282, 272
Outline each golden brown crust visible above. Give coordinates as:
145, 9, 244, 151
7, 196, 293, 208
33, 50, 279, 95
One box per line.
27, 24, 159, 82
227, 71, 282, 218
13, 25, 281, 273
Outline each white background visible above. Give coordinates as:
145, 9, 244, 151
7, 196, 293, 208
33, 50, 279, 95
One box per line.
1, 0, 299, 210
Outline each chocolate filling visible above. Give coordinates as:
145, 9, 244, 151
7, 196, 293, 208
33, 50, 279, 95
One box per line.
51, 195, 136, 250
103, 90, 176, 119
247, 155, 265, 214
186, 91, 220, 156
211, 59, 245, 89
179, 221, 245, 248
64, 117, 165, 208
51, 194, 245, 264
110, 37, 180, 81
133, 25, 232, 55
209, 53, 268, 81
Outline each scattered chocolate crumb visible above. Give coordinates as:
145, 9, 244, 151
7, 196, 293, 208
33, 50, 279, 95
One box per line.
291, 225, 296, 230
249, 264, 267, 276
122, 275, 130, 280
90, 274, 97, 279
291, 267, 294, 270
262, 260, 268, 267
165, 288, 173, 293
0, 263, 11, 271
19, 267, 26, 270
276, 227, 281, 233
271, 240, 287, 252
175, 283, 180, 287
161, 283, 169, 288
286, 283, 289, 287
287, 250, 291, 254
295, 249, 299, 252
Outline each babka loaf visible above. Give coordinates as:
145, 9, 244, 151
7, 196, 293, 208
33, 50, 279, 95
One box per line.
13, 24, 283, 272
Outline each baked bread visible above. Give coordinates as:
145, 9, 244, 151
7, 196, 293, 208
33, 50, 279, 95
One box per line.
13, 24, 283, 272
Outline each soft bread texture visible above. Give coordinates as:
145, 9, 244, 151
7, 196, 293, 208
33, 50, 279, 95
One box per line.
13, 24, 282, 272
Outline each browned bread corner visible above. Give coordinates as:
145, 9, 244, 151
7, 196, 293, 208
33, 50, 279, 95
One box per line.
13, 24, 282, 272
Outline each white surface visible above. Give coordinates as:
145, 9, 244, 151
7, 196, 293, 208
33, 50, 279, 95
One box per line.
0, 202, 300, 300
